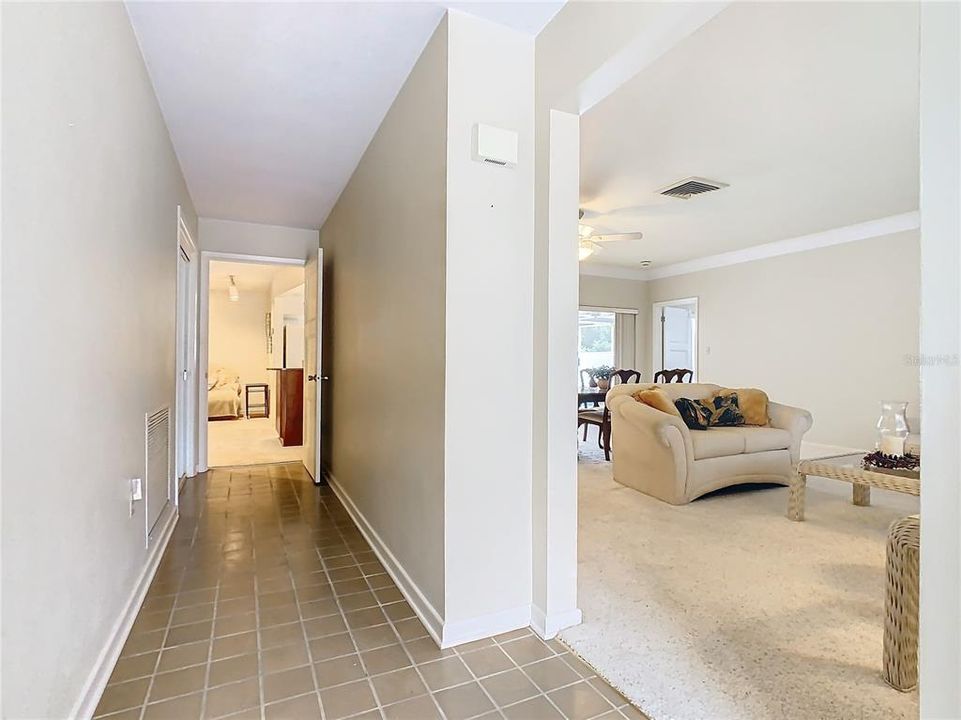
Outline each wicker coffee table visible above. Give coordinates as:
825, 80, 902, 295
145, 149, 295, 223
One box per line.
788, 453, 920, 521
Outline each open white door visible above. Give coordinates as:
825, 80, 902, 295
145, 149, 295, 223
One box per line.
303, 247, 323, 483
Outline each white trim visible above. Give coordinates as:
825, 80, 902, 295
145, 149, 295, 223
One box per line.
325, 472, 445, 645
579, 213, 920, 283
579, 304, 638, 316
197, 250, 307, 472
651, 297, 698, 381
645, 212, 920, 280
70, 507, 178, 720
175, 207, 199, 482
579, 262, 646, 281
531, 605, 583, 641
441, 605, 532, 648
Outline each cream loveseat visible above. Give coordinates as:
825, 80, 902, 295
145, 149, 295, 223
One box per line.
607, 383, 813, 505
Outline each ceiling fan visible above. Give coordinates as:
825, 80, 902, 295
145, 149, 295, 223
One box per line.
578, 209, 643, 260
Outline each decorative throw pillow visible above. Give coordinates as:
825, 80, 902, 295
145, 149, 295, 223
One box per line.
632, 388, 682, 418
706, 393, 745, 427
674, 397, 711, 430
716, 388, 769, 426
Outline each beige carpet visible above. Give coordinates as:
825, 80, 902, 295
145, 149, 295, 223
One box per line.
563, 433, 919, 720
207, 417, 304, 467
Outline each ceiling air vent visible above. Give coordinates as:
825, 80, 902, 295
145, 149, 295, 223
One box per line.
658, 176, 728, 200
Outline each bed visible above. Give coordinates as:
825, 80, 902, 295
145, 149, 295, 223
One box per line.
208, 368, 243, 419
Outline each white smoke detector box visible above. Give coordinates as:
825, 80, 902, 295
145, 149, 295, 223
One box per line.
473, 123, 518, 168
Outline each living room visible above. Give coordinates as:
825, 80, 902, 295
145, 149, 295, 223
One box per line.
571, 3, 921, 719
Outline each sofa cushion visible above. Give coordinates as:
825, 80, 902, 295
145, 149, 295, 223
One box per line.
632, 388, 682, 418
717, 388, 770, 426
741, 426, 792, 454
691, 428, 747, 459
675, 398, 711, 430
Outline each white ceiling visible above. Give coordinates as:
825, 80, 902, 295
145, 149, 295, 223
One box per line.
579, 2, 920, 269
209, 260, 301, 293
126, 1, 563, 230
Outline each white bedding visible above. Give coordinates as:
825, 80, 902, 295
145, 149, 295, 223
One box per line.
208, 368, 243, 419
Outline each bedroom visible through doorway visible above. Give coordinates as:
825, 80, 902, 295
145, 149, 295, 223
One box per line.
207, 260, 306, 466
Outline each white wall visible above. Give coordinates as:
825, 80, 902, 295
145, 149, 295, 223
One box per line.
319, 17, 449, 621
208, 288, 271, 407
443, 10, 534, 634
199, 217, 318, 260
1, 3, 197, 717
647, 231, 920, 450
918, 3, 961, 714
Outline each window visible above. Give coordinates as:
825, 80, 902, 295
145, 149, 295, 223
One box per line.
579, 310, 615, 384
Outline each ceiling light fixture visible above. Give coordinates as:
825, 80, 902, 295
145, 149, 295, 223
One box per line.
578, 239, 596, 260
228, 275, 240, 302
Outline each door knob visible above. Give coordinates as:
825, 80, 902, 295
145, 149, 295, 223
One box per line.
307, 374, 318, 381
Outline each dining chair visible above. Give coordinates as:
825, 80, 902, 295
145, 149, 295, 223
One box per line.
611, 368, 642, 385
577, 368, 641, 461
653, 368, 693, 383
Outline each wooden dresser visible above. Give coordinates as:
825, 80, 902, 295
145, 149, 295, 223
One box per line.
271, 368, 303, 447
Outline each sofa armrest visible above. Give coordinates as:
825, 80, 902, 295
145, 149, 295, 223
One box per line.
608, 395, 694, 504
768, 401, 813, 465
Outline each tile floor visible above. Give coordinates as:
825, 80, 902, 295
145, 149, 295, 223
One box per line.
95, 463, 646, 720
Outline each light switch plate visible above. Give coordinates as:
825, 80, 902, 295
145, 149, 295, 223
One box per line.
130, 477, 143, 501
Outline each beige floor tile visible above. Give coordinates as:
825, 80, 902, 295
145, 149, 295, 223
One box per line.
262, 665, 316, 704
360, 643, 412, 675
371, 667, 428, 706
480, 668, 540, 707
259, 622, 305, 650
500, 636, 555, 666
314, 654, 367, 689
503, 695, 565, 720
264, 692, 321, 720
214, 613, 257, 638
460, 646, 515, 678
171, 604, 215, 627
403, 637, 454, 664
524, 656, 582, 692
560, 654, 597, 679
418, 656, 474, 691
589, 677, 630, 708
353, 623, 400, 651
121, 630, 166, 657
142, 691, 203, 720
211, 632, 258, 661
164, 621, 212, 648
339, 590, 379, 612
382, 695, 443, 720
208, 653, 259, 687
95, 678, 150, 716
383, 602, 415, 622
260, 641, 309, 674
433, 682, 495, 720
205, 677, 262, 719
148, 665, 206, 703
303, 613, 348, 639
309, 631, 355, 661
548, 681, 614, 720
320, 678, 377, 719
108, 652, 159, 684
345, 606, 388, 629
393, 617, 429, 642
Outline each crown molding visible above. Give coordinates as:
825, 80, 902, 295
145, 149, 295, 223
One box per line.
578, 262, 648, 280
578, 212, 920, 284
644, 211, 920, 280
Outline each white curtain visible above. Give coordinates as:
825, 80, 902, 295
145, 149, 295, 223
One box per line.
614, 312, 636, 371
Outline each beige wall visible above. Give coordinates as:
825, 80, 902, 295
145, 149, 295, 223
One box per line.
1, 3, 198, 716
578, 274, 650, 377
647, 231, 920, 449
319, 19, 448, 615
208, 288, 271, 406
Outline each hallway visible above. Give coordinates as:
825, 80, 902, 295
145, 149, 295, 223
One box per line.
94, 464, 642, 720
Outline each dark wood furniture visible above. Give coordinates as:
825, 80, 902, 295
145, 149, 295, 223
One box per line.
654, 368, 693, 383
576, 369, 643, 461
271, 368, 304, 447
245, 383, 269, 419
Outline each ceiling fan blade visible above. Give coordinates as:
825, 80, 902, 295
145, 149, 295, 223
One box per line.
593, 232, 643, 242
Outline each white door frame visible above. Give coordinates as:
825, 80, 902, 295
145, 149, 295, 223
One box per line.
197, 251, 306, 472
651, 297, 698, 381
175, 206, 199, 496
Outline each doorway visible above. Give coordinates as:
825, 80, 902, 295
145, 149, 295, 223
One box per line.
652, 298, 698, 380
201, 256, 307, 468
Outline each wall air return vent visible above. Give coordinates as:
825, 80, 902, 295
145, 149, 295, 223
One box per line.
658, 177, 728, 199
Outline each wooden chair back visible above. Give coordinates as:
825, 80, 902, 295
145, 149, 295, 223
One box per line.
653, 368, 693, 383
611, 369, 642, 386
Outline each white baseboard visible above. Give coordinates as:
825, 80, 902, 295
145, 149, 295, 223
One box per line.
71, 506, 179, 720
531, 605, 583, 640
441, 604, 532, 648
325, 472, 445, 645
